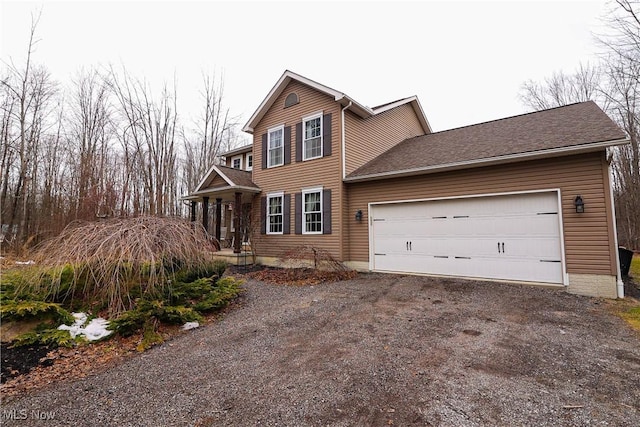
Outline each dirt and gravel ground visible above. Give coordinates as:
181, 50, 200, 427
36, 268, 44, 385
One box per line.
2, 272, 639, 426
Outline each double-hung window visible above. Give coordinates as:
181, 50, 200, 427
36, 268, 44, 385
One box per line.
231, 156, 242, 169
267, 192, 284, 234
247, 154, 253, 171
302, 188, 322, 234
303, 114, 322, 160
267, 126, 284, 168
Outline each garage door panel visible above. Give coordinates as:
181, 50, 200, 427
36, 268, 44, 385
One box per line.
495, 214, 558, 235
371, 192, 563, 284
500, 237, 562, 259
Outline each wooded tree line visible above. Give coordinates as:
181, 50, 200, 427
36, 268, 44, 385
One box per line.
3, 3, 639, 254
1, 15, 242, 253
520, 0, 640, 250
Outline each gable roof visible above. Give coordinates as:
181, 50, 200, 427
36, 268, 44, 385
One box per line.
192, 164, 260, 194
242, 70, 431, 134
345, 101, 628, 182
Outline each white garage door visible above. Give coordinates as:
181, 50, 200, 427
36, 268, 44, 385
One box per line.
370, 192, 564, 284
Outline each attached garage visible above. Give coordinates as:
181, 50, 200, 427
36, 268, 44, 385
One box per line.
216, 69, 628, 299
370, 191, 565, 285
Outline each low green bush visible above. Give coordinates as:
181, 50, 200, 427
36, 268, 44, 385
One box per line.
168, 277, 215, 305
2, 260, 242, 351
110, 275, 241, 337
13, 328, 80, 348
0, 300, 74, 325
193, 277, 242, 313
138, 319, 164, 352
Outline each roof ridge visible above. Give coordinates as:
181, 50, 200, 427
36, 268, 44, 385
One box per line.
424, 101, 596, 136
346, 100, 625, 181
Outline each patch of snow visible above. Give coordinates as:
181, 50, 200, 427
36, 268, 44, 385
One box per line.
15, 260, 35, 265
182, 321, 200, 330
58, 312, 113, 341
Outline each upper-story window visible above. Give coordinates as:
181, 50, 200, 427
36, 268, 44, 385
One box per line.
247, 154, 253, 171
231, 155, 242, 169
303, 114, 323, 161
267, 125, 284, 168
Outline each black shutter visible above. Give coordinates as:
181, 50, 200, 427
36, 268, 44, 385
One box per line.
261, 133, 268, 169
295, 192, 302, 234
295, 122, 302, 162
322, 189, 331, 234
283, 194, 291, 234
260, 196, 266, 234
323, 113, 332, 157
284, 126, 291, 165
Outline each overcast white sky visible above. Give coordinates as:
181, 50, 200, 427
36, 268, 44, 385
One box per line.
2, 0, 615, 138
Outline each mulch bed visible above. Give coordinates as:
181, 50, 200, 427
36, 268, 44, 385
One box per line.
1, 342, 55, 383
242, 266, 358, 286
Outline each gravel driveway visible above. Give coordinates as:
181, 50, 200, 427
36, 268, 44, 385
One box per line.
2, 273, 640, 426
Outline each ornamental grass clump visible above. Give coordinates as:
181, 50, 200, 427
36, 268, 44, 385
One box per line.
23, 216, 219, 317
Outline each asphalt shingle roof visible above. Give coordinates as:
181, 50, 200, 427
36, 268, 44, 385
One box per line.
347, 101, 626, 179
217, 165, 259, 189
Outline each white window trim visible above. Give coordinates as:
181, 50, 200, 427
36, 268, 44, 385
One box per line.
267, 191, 284, 235
231, 155, 243, 170
302, 113, 323, 161
246, 153, 253, 171
267, 125, 285, 168
302, 186, 323, 235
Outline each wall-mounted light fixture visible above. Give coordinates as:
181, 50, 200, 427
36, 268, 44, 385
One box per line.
355, 209, 363, 221
574, 195, 585, 213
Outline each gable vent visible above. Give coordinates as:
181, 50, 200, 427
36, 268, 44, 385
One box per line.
284, 92, 299, 108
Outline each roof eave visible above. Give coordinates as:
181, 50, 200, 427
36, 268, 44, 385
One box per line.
344, 138, 629, 183
220, 144, 253, 157
243, 70, 357, 133
337, 95, 372, 118
180, 185, 261, 201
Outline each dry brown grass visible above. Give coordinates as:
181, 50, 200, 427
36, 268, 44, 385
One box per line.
25, 216, 218, 316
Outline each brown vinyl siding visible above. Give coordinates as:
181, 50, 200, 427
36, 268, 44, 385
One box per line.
251, 80, 343, 259
346, 151, 615, 276
345, 103, 425, 175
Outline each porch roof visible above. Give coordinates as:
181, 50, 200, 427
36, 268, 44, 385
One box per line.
182, 165, 260, 203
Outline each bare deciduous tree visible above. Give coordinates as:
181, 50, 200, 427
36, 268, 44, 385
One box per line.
67, 67, 112, 220
519, 62, 607, 110
518, 0, 640, 249
1, 12, 57, 251
182, 72, 238, 195
109, 66, 179, 216
1, 16, 241, 253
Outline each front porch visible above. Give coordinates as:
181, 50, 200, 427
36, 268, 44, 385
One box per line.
182, 165, 261, 254
212, 247, 255, 267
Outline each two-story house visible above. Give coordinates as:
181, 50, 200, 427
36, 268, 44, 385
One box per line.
185, 70, 629, 299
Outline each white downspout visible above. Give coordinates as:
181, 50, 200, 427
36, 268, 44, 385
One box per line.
608, 162, 625, 298
341, 101, 352, 180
